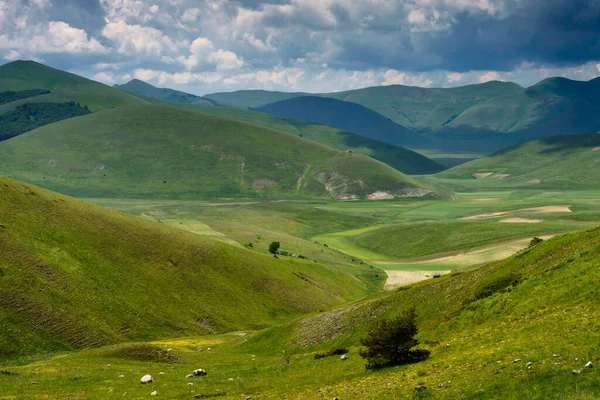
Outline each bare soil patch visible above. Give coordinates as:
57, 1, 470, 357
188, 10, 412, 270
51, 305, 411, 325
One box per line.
384, 270, 450, 290
499, 218, 543, 223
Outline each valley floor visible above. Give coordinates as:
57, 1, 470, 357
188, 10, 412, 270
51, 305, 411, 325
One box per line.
3, 188, 600, 399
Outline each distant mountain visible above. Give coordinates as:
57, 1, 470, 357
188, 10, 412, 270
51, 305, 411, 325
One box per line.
205, 89, 309, 109
255, 96, 426, 147
114, 79, 216, 106
442, 77, 600, 142
116, 82, 445, 175
0, 104, 436, 199
0, 176, 378, 359
437, 133, 600, 189
204, 78, 600, 152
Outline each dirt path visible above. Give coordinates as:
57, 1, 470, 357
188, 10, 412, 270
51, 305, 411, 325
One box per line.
384, 270, 451, 290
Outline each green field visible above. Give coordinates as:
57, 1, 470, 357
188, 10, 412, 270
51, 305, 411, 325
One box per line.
0, 104, 433, 199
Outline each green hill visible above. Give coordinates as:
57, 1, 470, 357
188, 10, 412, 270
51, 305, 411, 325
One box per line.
255, 96, 426, 147
115, 82, 445, 174
0, 60, 145, 113
436, 133, 600, 189
114, 79, 216, 106
239, 226, 600, 398
205, 89, 308, 109
0, 176, 382, 360
442, 78, 600, 142
0, 104, 435, 199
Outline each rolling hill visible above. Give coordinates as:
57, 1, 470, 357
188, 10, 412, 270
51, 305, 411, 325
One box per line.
114, 79, 216, 106
255, 96, 426, 147
114, 82, 445, 174
205, 78, 600, 152
0, 104, 436, 199
442, 77, 600, 142
205, 89, 309, 109
436, 133, 600, 189
0, 60, 145, 113
0, 176, 382, 360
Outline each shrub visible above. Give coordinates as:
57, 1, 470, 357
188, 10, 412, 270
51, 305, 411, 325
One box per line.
314, 348, 349, 359
269, 241, 280, 254
474, 274, 520, 300
529, 237, 544, 247
359, 308, 430, 369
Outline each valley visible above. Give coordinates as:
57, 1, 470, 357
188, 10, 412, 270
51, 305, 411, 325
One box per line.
1, 59, 600, 399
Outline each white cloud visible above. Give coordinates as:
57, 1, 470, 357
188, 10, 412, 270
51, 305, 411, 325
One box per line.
102, 21, 177, 56
383, 70, 407, 85
178, 37, 244, 71
0, 20, 106, 57
92, 71, 115, 84
208, 49, 244, 71
133, 68, 222, 85
478, 71, 501, 82
447, 72, 462, 82
596, 63, 600, 73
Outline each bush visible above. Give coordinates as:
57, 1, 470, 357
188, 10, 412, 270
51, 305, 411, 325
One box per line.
474, 274, 520, 300
314, 348, 349, 359
269, 241, 280, 254
359, 308, 430, 369
529, 237, 544, 247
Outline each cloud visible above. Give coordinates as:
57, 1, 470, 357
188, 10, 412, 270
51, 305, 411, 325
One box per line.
478, 71, 501, 82
447, 72, 462, 83
208, 50, 244, 71
178, 37, 244, 71
597, 64, 600, 73
92, 71, 115, 84
102, 21, 177, 56
0, 20, 106, 59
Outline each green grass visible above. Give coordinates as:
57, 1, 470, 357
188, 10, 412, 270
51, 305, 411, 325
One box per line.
0, 61, 145, 112
118, 88, 445, 175
3, 226, 600, 398
0, 177, 383, 361
0, 104, 433, 199
346, 221, 587, 259
434, 133, 600, 190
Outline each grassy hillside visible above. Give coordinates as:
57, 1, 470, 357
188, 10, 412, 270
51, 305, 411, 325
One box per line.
0, 104, 434, 199
0, 177, 383, 360
116, 86, 445, 174
2, 218, 599, 398
443, 78, 600, 141
436, 133, 600, 189
114, 79, 216, 106
256, 96, 426, 146
0, 60, 145, 112
205, 89, 308, 109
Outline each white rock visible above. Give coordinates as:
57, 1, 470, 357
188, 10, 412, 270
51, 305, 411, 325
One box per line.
193, 369, 207, 376
151, 391, 158, 396
167, 348, 172, 352
572, 370, 582, 375
340, 355, 348, 360
207, 348, 211, 351
140, 375, 153, 384
118, 375, 124, 379
188, 382, 193, 386
186, 374, 193, 379
526, 362, 532, 367
228, 378, 234, 381
159, 372, 165, 375
585, 361, 594, 368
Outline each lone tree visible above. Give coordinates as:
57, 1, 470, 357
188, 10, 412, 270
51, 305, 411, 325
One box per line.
269, 241, 281, 254
359, 307, 430, 369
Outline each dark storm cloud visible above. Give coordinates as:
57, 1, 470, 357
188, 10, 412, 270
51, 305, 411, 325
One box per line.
1, 0, 599, 92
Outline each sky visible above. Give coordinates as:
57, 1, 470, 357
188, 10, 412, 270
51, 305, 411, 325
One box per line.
1, 0, 599, 95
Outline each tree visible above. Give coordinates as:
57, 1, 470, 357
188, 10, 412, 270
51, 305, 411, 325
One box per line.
359, 307, 430, 369
269, 241, 280, 254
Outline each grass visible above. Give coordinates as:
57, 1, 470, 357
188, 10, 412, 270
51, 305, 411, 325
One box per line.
0, 103, 433, 200
0, 61, 145, 112
0, 177, 384, 361
434, 133, 600, 190
119, 89, 445, 175
2, 226, 600, 398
